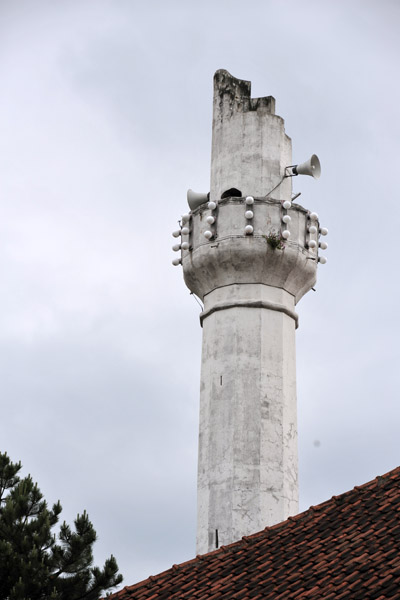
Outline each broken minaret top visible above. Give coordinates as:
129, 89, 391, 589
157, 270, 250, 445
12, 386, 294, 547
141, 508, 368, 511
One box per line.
213, 69, 276, 114
210, 69, 292, 202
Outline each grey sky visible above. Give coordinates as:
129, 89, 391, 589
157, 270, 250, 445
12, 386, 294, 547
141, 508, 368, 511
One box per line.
1, 0, 400, 588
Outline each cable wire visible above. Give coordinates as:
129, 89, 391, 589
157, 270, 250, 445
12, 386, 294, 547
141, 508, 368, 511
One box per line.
190, 292, 204, 311
264, 175, 286, 198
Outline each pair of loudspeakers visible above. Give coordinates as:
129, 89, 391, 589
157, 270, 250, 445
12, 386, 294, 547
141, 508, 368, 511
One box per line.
187, 155, 321, 210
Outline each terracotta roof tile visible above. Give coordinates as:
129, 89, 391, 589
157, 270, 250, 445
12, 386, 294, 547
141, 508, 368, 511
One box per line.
110, 465, 400, 599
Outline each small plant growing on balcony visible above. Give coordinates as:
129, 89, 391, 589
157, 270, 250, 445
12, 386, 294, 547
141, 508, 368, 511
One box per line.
265, 230, 285, 250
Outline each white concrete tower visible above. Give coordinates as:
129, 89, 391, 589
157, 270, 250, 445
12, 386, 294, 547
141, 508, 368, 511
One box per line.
173, 70, 326, 555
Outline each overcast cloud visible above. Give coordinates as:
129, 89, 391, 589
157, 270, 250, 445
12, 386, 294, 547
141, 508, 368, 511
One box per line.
1, 0, 400, 588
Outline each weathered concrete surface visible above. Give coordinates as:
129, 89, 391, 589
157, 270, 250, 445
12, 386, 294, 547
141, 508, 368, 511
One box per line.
183, 198, 318, 554
181, 70, 319, 555
182, 197, 318, 304
197, 283, 298, 552
210, 70, 292, 202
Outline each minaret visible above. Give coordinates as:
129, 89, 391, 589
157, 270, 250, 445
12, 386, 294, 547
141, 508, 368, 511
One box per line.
172, 70, 327, 555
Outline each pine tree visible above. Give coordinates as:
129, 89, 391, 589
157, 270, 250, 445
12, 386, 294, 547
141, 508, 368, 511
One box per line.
0, 452, 123, 600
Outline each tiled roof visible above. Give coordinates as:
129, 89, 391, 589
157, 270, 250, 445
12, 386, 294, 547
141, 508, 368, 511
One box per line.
111, 466, 400, 599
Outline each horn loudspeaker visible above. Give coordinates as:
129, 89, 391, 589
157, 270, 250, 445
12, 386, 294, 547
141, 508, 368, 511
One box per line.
294, 154, 321, 179
187, 189, 209, 210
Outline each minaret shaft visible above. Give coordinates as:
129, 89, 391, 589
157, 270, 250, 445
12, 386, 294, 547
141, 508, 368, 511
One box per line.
197, 284, 298, 553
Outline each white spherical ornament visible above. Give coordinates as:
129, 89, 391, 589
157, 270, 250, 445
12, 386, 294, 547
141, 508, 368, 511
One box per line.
245, 196, 254, 205
172, 230, 181, 238
181, 213, 190, 222
283, 200, 291, 210
181, 227, 190, 235
206, 215, 215, 225
204, 230, 213, 240
282, 230, 291, 239
245, 210, 254, 220
320, 227, 329, 236
244, 225, 254, 235
308, 225, 317, 234
282, 215, 291, 224
181, 242, 189, 250
319, 256, 327, 264
172, 244, 181, 252
319, 241, 328, 250
308, 240, 317, 249
172, 258, 181, 266
208, 201, 217, 210
310, 212, 319, 220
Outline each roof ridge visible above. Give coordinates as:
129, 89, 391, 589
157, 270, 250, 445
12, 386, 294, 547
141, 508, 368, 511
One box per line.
109, 464, 400, 599
201, 464, 400, 549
